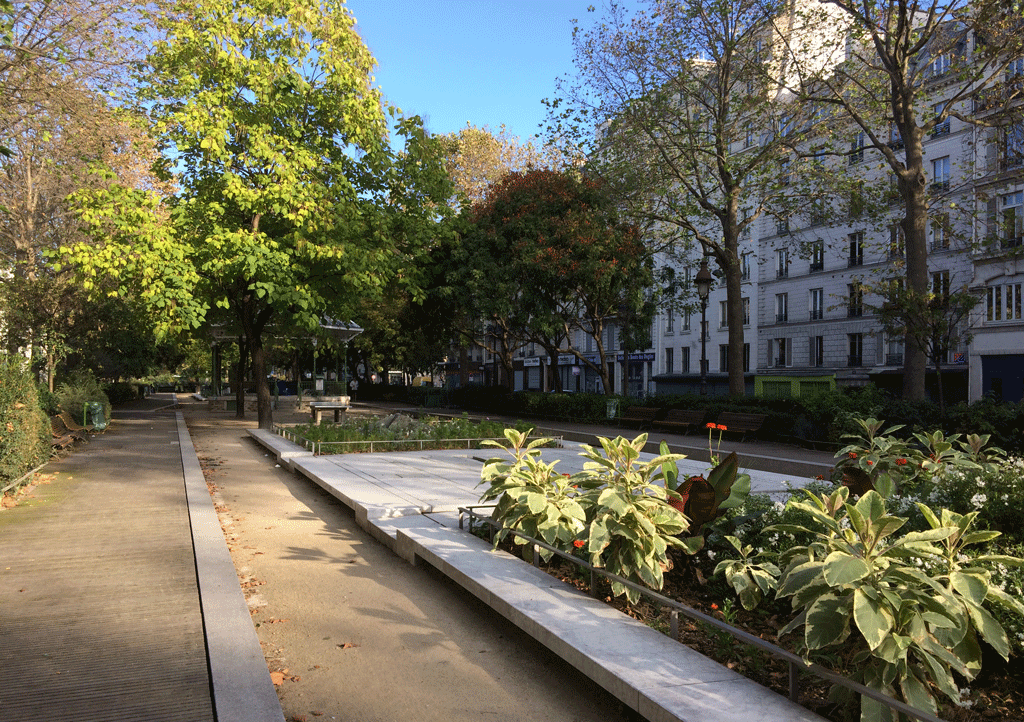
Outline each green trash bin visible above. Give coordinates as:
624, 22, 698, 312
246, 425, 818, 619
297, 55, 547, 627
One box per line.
84, 401, 108, 431
606, 399, 619, 420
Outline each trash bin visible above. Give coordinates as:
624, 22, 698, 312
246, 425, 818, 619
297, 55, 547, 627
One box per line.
84, 401, 108, 431
606, 399, 619, 420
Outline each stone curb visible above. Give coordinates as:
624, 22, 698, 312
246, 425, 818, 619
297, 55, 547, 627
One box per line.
180, 414, 285, 722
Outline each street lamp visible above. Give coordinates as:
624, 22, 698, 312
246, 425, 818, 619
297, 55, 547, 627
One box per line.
695, 258, 714, 396
312, 337, 318, 397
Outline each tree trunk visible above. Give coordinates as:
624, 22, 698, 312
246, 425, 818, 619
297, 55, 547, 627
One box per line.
900, 151, 930, 402
234, 335, 246, 419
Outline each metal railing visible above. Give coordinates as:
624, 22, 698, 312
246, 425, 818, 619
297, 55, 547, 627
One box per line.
457, 506, 947, 722
274, 425, 561, 456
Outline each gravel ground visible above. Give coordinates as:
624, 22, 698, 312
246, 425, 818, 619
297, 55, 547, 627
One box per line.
182, 401, 639, 722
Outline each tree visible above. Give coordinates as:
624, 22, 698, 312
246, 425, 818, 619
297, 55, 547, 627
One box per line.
436, 123, 567, 206
786, 0, 1024, 401
457, 168, 654, 396
876, 284, 978, 416
64, 0, 453, 429
549, 0, 824, 396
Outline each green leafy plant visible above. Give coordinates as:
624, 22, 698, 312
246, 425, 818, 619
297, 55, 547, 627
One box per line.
662, 440, 751, 537
575, 434, 695, 603
834, 418, 920, 498
477, 428, 595, 560
714, 535, 780, 611
770, 486, 1024, 722
0, 361, 50, 484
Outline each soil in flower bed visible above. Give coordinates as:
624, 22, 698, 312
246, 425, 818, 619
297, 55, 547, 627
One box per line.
496, 539, 1024, 722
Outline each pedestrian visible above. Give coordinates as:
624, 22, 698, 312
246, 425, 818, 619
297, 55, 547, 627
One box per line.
348, 377, 359, 401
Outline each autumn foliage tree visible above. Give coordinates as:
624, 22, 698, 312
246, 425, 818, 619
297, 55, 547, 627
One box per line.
453, 169, 654, 394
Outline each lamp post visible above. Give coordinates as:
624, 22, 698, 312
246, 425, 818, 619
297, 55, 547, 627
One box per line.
312, 337, 318, 397
695, 258, 714, 396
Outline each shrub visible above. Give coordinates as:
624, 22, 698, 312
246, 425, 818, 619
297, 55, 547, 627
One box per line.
36, 384, 59, 416
104, 381, 139, 405
0, 361, 51, 485
55, 371, 111, 423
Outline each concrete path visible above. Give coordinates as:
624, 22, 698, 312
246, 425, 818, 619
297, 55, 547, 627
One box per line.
0, 397, 281, 722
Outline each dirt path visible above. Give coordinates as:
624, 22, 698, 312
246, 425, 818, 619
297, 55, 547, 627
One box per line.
184, 409, 637, 722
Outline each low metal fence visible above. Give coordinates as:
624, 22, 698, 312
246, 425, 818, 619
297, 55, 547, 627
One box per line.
458, 505, 947, 722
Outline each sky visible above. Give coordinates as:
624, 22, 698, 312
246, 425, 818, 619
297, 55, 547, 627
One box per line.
346, 0, 603, 143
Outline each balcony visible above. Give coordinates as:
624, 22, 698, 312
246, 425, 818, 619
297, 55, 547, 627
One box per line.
885, 353, 904, 366
776, 267, 789, 279
848, 307, 864, 318
810, 261, 824, 272
775, 313, 788, 324
930, 119, 950, 137
810, 309, 824, 321
848, 256, 863, 268
848, 355, 863, 367
774, 358, 787, 368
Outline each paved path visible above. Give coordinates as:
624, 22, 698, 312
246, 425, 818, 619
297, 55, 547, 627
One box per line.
0, 397, 281, 722
0, 402, 214, 721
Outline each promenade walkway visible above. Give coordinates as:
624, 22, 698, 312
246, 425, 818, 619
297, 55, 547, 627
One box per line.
0, 396, 281, 722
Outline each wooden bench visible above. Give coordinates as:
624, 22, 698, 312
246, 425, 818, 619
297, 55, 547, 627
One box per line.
714, 412, 766, 441
51, 416, 84, 451
59, 411, 94, 434
617, 406, 658, 430
655, 409, 707, 435
310, 400, 350, 425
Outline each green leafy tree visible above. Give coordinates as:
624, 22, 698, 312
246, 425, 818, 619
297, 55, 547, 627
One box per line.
785, 0, 1024, 401
549, 0, 826, 396
64, 0, 453, 428
457, 168, 654, 395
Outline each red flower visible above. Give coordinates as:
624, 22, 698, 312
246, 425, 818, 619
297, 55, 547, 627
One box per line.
710, 603, 719, 610
716, 424, 728, 431
706, 422, 716, 429
848, 452, 857, 458
866, 460, 874, 465
573, 540, 585, 549
896, 458, 908, 466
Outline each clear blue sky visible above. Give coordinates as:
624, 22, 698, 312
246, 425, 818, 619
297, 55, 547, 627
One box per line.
347, 0, 601, 142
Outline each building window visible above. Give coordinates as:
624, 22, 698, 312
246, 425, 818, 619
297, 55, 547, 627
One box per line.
926, 51, 952, 78
741, 252, 752, 280
719, 300, 729, 329
1008, 57, 1024, 79
930, 214, 950, 250
665, 347, 674, 373
1003, 123, 1024, 170
849, 131, 866, 165
886, 336, 904, 366
681, 346, 690, 373
773, 338, 788, 367
809, 198, 826, 226
931, 156, 950, 191
849, 231, 864, 267
682, 311, 690, 331
742, 297, 750, 325
776, 215, 790, 235
775, 293, 788, 323
810, 288, 824, 320
848, 333, 864, 367
666, 308, 675, 335
931, 102, 950, 136
810, 240, 824, 272
848, 282, 864, 317
811, 335, 824, 367
888, 223, 906, 258
780, 157, 791, 186
986, 283, 1023, 322
932, 269, 950, 300
1000, 191, 1023, 248
721, 343, 751, 372
776, 247, 789, 278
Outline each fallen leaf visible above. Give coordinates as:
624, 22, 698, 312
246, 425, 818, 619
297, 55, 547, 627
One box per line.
270, 671, 285, 686
337, 642, 359, 649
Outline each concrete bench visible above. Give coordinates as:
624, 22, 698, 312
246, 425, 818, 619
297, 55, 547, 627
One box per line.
248, 429, 314, 471
309, 399, 350, 424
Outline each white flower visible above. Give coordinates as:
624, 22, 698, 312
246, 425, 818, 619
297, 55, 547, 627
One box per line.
707, 550, 716, 560
970, 493, 987, 509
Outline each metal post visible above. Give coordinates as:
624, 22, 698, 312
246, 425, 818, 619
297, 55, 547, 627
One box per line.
700, 296, 708, 396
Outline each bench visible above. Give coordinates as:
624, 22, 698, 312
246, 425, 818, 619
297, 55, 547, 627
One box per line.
310, 399, 350, 425
655, 409, 707, 435
714, 412, 766, 441
50, 416, 84, 451
59, 411, 94, 434
617, 406, 658, 430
